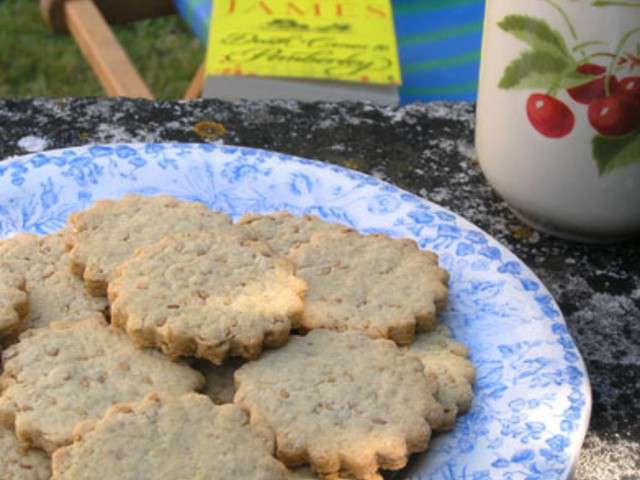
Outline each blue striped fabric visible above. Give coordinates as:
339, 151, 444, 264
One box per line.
173, 0, 484, 103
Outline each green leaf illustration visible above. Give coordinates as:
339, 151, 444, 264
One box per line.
498, 15, 572, 59
592, 1, 640, 7
499, 50, 587, 90
593, 130, 640, 175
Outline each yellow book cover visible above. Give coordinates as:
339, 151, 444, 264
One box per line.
206, 0, 401, 86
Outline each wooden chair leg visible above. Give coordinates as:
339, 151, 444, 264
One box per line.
183, 62, 205, 99
64, 0, 154, 99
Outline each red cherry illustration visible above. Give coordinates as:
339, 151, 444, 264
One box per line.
618, 76, 640, 96
567, 64, 618, 105
577, 63, 606, 75
620, 55, 640, 68
588, 94, 640, 136
526, 94, 575, 138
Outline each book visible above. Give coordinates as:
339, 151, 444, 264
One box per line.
203, 0, 401, 104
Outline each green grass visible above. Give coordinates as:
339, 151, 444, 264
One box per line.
0, 0, 205, 99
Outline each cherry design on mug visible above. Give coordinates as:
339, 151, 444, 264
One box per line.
498, 7, 640, 175
585, 74, 640, 137
618, 76, 640, 95
588, 91, 640, 137
526, 94, 575, 138
567, 64, 619, 105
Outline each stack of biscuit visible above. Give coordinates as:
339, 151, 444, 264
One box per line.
0, 195, 475, 480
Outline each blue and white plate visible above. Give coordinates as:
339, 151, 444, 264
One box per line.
0, 144, 590, 479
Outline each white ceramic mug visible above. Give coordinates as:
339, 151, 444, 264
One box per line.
476, 0, 640, 242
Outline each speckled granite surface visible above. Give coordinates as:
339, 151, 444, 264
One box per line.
0, 98, 638, 479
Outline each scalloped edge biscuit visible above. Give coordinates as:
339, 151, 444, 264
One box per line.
289, 230, 449, 345
0, 315, 204, 453
0, 232, 107, 336
237, 212, 352, 257
404, 325, 475, 431
52, 393, 290, 480
235, 330, 445, 479
67, 195, 232, 296
109, 231, 306, 364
